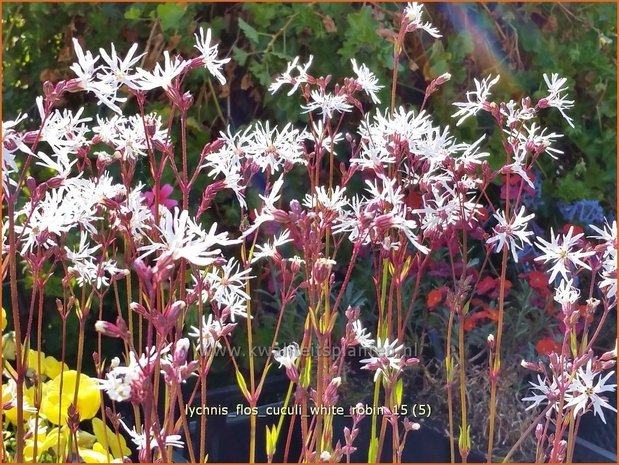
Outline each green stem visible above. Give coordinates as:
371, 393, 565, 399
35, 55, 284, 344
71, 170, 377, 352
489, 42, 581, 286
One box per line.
458, 309, 468, 462
487, 246, 508, 461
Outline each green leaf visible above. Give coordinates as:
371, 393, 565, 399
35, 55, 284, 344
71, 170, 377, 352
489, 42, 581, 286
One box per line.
235, 369, 251, 402
239, 18, 260, 45
125, 6, 142, 20
232, 46, 249, 67
265, 424, 277, 457
156, 3, 187, 31
394, 378, 403, 407
368, 437, 379, 463
300, 355, 312, 389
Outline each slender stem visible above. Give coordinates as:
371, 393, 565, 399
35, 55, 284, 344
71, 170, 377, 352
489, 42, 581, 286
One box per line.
447, 384, 455, 463
176, 389, 197, 463
446, 308, 456, 463
240, 240, 257, 462
487, 246, 508, 461
566, 414, 580, 463
502, 404, 552, 462
458, 308, 468, 463
368, 380, 381, 462
7, 200, 24, 462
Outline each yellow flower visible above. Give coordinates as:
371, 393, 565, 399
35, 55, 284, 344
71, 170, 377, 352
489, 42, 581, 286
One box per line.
41, 427, 69, 457
40, 370, 101, 425
78, 445, 113, 463
78, 441, 126, 463
2, 331, 16, 360
44, 355, 70, 379
91, 417, 131, 460
26, 348, 47, 377
3, 383, 37, 425
23, 429, 49, 462
1, 307, 7, 331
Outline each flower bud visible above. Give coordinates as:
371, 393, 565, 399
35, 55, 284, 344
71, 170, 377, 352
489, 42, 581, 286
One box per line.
95, 319, 128, 339
535, 423, 544, 440
312, 258, 336, 284
164, 300, 186, 324
487, 334, 495, 350
520, 359, 540, 372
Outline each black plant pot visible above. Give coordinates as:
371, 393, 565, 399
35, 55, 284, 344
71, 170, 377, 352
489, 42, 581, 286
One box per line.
179, 376, 485, 463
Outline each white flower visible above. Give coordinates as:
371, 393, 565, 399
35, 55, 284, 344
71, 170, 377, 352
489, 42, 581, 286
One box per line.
566, 360, 616, 424
98, 372, 132, 402
303, 185, 349, 215
244, 122, 307, 172
542, 73, 575, 128
350, 59, 383, 104
71, 38, 99, 89
589, 219, 617, 260
119, 184, 153, 240
243, 176, 285, 237
205, 257, 254, 303
308, 119, 344, 150
535, 226, 596, 283
139, 208, 239, 267
486, 206, 535, 262
38, 106, 92, 155
215, 292, 249, 321
302, 91, 353, 121
99, 346, 169, 403
98, 42, 144, 90
119, 418, 184, 451
15, 184, 100, 254
522, 374, 561, 411
554, 279, 580, 307
268, 55, 313, 95
390, 211, 430, 254
71, 38, 125, 113
403, 3, 442, 38
500, 99, 536, 126
2, 114, 32, 192
273, 342, 300, 370
350, 142, 396, 172
134, 51, 188, 91
452, 75, 500, 126
509, 122, 564, 159
188, 314, 227, 353
352, 321, 375, 349
194, 27, 231, 85
598, 254, 617, 301
501, 146, 534, 189
71, 258, 126, 290
360, 337, 405, 382
251, 230, 292, 263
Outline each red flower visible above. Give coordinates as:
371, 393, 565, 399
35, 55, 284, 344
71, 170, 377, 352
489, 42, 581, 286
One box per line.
463, 311, 487, 331
427, 288, 444, 310
527, 270, 548, 290
476, 276, 497, 295
560, 223, 584, 236
578, 304, 594, 324
480, 307, 499, 322
535, 337, 562, 356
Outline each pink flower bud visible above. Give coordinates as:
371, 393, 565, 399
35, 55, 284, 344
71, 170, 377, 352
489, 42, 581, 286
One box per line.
312, 258, 335, 284
95, 319, 128, 340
